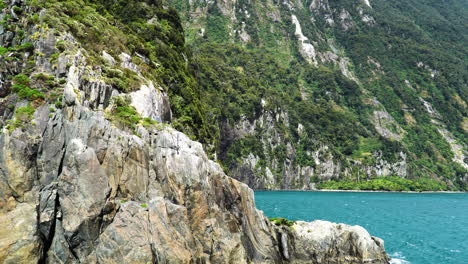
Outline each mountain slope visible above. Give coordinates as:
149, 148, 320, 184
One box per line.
168, 0, 468, 190
0, 0, 389, 262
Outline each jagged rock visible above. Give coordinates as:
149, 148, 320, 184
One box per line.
0, 102, 389, 263
0, 1, 390, 263
290, 221, 388, 263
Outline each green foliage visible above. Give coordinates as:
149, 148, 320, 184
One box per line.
12, 84, 44, 100
12, 74, 45, 100
140, 203, 147, 208
108, 96, 141, 131
269, 217, 295, 227
56, 40, 66, 51
12, 6, 22, 15
206, 15, 230, 42
16, 29, 25, 39
6, 104, 36, 132
17, 42, 34, 52
49, 52, 60, 63
167, 0, 468, 189
317, 177, 449, 192
15, 104, 36, 119
142, 117, 159, 128
104, 67, 141, 92
13, 74, 30, 85
0, 46, 7, 55
191, 42, 389, 174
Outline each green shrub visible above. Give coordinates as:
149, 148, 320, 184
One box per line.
0, 46, 7, 55
142, 117, 158, 127
29, 13, 40, 24
33, 73, 49, 81
12, 84, 45, 100
12, 74, 44, 100
12, 6, 22, 15
54, 101, 63, 109
56, 40, 66, 51
108, 96, 142, 131
6, 104, 36, 132
13, 74, 30, 85
15, 105, 35, 120
269, 217, 295, 227
17, 42, 34, 52
16, 29, 25, 39
49, 52, 60, 63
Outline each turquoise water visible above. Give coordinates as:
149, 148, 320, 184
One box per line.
254, 191, 468, 264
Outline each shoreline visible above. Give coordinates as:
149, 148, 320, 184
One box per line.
255, 189, 467, 194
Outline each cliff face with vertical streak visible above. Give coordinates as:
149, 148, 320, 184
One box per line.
167, 0, 467, 190
0, 0, 389, 263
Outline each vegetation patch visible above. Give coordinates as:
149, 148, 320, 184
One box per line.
106, 96, 164, 133
5, 104, 36, 132
317, 177, 448, 192
107, 96, 141, 131
269, 217, 295, 227
12, 74, 45, 101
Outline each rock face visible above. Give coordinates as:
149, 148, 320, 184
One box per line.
221, 109, 409, 190
0, 106, 389, 263
0, 98, 389, 263
0, 1, 390, 262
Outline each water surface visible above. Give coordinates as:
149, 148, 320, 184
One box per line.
254, 191, 468, 264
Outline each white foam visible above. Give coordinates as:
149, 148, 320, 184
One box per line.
390, 259, 410, 264
389, 252, 411, 264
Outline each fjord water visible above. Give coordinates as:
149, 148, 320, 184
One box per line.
254, 191, 468, 264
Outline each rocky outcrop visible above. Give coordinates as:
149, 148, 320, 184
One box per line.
0, 102, 389, 263
0, 78, 389, 263
0, 2, 388, 262
291, 15, 318, 65
290, 221, 387, 263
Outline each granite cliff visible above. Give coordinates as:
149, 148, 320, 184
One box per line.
0, 0, 388, 263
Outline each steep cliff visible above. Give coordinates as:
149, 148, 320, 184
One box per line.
0, 0, 389, 263
168, 0, 468, 190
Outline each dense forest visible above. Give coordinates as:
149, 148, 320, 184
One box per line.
168, 0, 468, 190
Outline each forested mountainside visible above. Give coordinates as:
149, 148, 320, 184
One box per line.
167, 0, 468, 191
0, 0, 391, 263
